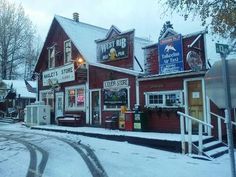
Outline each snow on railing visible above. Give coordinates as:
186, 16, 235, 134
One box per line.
177, 111, 213, 156
210, 112, 236, 143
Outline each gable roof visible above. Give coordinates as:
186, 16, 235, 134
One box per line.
53, 15, 151, 71
142, 30, 207, 49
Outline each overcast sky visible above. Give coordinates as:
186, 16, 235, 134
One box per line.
9, 0, 232, 63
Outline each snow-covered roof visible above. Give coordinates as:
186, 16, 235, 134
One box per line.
2, 80, 36, 99
55, 15, 151, 71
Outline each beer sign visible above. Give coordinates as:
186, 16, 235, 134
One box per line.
97, 36, 128, 62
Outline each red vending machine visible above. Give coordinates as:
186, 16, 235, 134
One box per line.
125, 111, 134, 131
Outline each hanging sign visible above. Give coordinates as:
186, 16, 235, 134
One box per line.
158, 34, 184, 74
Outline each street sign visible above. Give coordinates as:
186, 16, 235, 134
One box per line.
215, 43, 229, 54
205, 59, 236, 108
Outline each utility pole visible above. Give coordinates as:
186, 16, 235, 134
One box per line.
220, 48, 236, 177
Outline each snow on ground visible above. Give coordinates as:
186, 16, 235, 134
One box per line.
0, 136, 29, 177
0, 123, 232, 177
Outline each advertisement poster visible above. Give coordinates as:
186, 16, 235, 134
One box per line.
97, 35, 129, 62
158, 34, 184, 74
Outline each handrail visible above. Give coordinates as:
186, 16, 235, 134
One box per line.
210, 112, 236, 126
177, 111, 213, 156
177, 111, 213, 128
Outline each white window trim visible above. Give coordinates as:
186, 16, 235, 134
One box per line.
48, 46, 55, 69
39, 89, 54, 110
103, 86, 130, 111
144, 90, 183, 108
65, 85, 86, 111
64, 39, 72, 64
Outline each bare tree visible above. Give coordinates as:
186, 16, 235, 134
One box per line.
24, 35, 41, 80
161, 0, 236, 50
0, 0, 37, 80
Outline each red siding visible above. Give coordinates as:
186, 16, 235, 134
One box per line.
89, 65, 137, 126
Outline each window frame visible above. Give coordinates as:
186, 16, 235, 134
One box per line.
48, 45, 55, 69
39, 89, 54, 111
103, 86, 130, 111
65, 85, 86, 111
64, 39, 72, 64
144, 90, 183, 108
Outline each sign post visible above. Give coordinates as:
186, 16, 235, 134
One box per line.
216, 43, 235, 177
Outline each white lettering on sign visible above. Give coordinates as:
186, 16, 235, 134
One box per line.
43, 63, 75, 86
104, 78, 129, 89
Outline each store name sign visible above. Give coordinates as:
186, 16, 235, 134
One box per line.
158, 34, 184, 74
43, 63, 75, 86
104, 78, 129, 89
97, 36, 128, 62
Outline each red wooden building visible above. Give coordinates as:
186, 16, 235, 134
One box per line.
34, 14, 150, 125
138, 29, 224, 134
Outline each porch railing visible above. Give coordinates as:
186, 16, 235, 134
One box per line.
177, 111, 213, 155
210, 112, 236, 143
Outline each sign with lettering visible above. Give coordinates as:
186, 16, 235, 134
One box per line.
97, 35, 129, 62
103, 78, 129, 89
43, 63, 75, 86
158, 34, 184, 74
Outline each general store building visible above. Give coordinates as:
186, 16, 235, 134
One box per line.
34, 14, 150, 125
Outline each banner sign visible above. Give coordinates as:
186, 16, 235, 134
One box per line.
158, 34, 184, 74
43, 63, 75, 86
103, 78, 129, 89
97, 35, 129, 62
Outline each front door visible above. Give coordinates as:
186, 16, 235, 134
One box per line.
90, 90, 101, 126
186, 80, 204, 131
55, 92, 64, 118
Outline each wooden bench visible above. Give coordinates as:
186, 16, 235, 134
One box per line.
57, 114, 81, 127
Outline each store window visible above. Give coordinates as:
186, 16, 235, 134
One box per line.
64, 40, 72, 64
103, 87, 130, 111
48, 46, 55, 68
65, 85, 85, 111
145, 90, 183, 108
39, 90, 54, 111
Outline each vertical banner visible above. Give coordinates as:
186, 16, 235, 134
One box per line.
158, 34, 184, 74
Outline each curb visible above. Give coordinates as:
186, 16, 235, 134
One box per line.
31, 126, 182, 153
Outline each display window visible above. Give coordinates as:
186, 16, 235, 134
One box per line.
65, 85, 85, 111
103, 87, 130, 111
145, 90, 183, 108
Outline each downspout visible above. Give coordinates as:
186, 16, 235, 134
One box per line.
135, 76, 140, 106
203, 31, 211, 135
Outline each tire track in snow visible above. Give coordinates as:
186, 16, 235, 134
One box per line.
0, 132, 48, 177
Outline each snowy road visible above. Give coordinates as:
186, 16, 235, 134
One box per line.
0, 123, 232, 177
0, 130, 107, 177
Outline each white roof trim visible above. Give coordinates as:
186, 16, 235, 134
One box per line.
188, 34, 202, 48
89, 62, 143, 76
159, 28, 178, 40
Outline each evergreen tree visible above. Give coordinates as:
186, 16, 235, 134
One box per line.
159, 21, 174, 39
